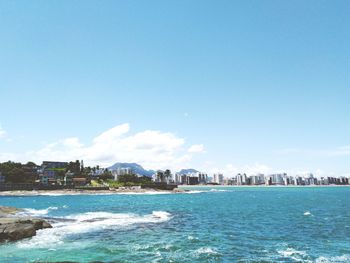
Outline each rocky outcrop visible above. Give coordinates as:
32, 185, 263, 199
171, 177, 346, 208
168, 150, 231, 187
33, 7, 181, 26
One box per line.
0, 206, 52, 242
0, 206, 21, 217
173, 188, 186, 193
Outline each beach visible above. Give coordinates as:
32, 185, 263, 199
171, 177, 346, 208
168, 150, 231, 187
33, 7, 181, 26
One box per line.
0, 184, 349, 196
0, 188, 179, 196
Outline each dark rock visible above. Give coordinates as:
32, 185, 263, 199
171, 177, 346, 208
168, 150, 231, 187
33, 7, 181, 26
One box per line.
0, 208, 52, 242
0, 222, 36, 241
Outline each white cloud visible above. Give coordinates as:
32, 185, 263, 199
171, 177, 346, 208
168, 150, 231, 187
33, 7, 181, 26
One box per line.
188, 144, 205, 153
17, 123, 202, 170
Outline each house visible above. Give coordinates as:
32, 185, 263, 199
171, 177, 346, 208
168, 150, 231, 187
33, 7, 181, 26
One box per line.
41, 161, 68, 170
39, 161, 68, 186
39, 171, 58, 186
112, 168, 134, 181
64, 171, 74, 186
73, 177, 87, 186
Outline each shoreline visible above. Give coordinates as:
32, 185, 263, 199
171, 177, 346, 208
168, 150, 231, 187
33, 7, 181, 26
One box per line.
0, 185, 349, 196
0, 188, 178, 196
179, 184, 350, 188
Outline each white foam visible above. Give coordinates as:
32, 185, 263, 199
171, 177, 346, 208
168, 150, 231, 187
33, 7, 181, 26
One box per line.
304, 211, 312, 216
37, 192, 68, 196
195, 247, 220, 256
316, 255, 350, 263
188, 235, 199, 241
184, 190, 207, 194
277, 248, 311, 262
116, 191, 171, 195
17, 210, 172, 249
18, 206, 58, 216
152, 211, 171, 220
183, 189, 230, 194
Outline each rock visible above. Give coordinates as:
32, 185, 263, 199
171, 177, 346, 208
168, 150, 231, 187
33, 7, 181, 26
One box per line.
0, 222, 36, 241
42, 220, 52, 229
0, 208, 52, 242
173, 188, 185, 193
0, 206, 22, 218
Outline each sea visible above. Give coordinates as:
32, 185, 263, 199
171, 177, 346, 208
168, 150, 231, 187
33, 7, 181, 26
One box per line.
0, 186, 350, 262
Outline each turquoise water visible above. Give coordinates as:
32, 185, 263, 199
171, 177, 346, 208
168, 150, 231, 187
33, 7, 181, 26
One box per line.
1, 187, 350, 262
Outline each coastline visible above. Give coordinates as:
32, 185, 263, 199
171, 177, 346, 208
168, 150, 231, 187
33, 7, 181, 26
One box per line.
179, 184, 350, 188
0, 185, 349, 196
0, 188, 179, 196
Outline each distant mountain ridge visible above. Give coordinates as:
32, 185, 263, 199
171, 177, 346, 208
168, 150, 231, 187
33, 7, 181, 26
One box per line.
108, 163, 155, 177
177, 168, 199, 175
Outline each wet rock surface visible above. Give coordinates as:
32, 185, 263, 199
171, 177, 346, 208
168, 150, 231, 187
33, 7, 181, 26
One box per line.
0, 206, 52, 242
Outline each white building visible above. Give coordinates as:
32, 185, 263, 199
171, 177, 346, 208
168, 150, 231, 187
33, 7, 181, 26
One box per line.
251, 174, 265, 185
237, 173, 247, 185
270, 173, 287, 185
112, 168, 134, 181
213, 173, 224, 185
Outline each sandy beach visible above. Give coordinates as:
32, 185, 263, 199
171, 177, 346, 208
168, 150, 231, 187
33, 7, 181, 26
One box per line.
0, 188, 181, 196
1, 185, 348, 196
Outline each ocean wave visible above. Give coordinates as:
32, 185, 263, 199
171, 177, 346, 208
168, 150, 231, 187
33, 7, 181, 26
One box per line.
182, 189, 230, 194
277, 247, 311, 262
16, 210, 172, 249
188, 235, 198, 241
17, 206, 58, 216
194, 247, 220, 256
304, 211, 312, 216
37, 192, 68, 196
315, 255, 350, 263
184, 190, 207, 194
209, 189, 229, 192
116, 191, 172, 195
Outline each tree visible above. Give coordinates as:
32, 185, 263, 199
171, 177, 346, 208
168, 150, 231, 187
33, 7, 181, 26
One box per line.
99, 169, 113, 180
164, 169, 172, 182
25, 162, 37, 167
0, 161, 28, 183
66, 161, 80, 175
156, 171, 165, 183
118, 174, 139, 184
6, 167, 25, 183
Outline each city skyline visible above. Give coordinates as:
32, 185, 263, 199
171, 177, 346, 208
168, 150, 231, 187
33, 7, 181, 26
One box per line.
1, 1, 350, 177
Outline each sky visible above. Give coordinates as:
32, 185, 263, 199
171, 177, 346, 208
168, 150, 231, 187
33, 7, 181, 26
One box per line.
0, 0, 350, 177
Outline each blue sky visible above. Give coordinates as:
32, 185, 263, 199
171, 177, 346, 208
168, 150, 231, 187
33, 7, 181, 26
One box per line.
0, 0, 350, 176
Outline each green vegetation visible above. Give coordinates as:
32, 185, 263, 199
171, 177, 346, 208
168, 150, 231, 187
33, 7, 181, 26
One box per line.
0, 160, 152, 187
0, 161, 38, 183
104, 174, 153, 188
90, 180, 102, 187
105, 179, 123, 188
47, 168, 66, 171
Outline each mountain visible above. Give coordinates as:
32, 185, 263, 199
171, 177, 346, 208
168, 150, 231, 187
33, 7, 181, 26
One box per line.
177, 168, 199, 175
108, 163, 155, 177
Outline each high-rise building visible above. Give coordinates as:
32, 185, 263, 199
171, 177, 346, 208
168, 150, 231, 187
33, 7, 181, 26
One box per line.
213, 173, 224, 184
113, 167, 134, 181
236, 173, 247, 185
